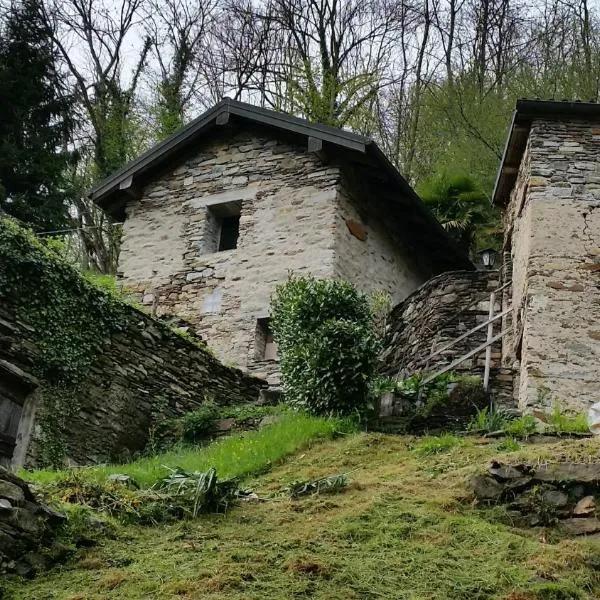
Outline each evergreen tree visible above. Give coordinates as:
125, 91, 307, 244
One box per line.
0, 0, 75, 231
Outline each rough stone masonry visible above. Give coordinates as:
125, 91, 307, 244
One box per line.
118, 127, 429, 383
495, 101, 600, 413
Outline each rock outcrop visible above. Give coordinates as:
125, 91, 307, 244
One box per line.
0, 467, 67, 576
470, 460, 600, 533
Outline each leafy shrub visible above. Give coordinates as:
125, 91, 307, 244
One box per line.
270, 275, 379, 416
153, 400, 221, 449
468, 406, 509, 433
151, 402, 284, 452
385, 372, 488, 432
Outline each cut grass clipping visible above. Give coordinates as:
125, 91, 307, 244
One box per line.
24, 412, 353, 524
9, 433, 600, 600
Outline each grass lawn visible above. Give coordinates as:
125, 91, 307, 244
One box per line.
20, 412, 346, 488
7, 432, 600, 599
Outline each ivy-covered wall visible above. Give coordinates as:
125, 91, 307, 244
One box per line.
0, 218, 265, 468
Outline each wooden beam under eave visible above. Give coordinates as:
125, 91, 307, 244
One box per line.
215, 111, 230, 125
119, 175, 142, 200
308, 136, 323, 152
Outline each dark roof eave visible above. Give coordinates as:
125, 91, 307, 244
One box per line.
90, 98, 369, 206
492, 99, 600, 206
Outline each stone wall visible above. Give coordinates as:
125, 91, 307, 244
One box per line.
381, 270, 515, 405
1, 301, 264, 469
0, 466, 67, 576
504, 119, 600, 412
119, 127, 429, 382
334, 175, 425, 305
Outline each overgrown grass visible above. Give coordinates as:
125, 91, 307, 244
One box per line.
412, 433, 462, 456
22, 412, 351, 489
547, 406, 589, 434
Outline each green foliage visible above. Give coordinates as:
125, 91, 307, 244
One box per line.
154, 467, 239, 519
151, 402, 283, 452
417, 172, 501, 255
176, 401, 222, 442
384, 372, 487, 432
82, 271, 120, 295
24, 411, 353, 489
152, 80, 185, 140
412, 434, 462, 457
270, 275, 379, 417
153, 400, 221, 449
24, 412, 353, 525
285, 473, 348, 499
42, 466, 239, 525
0, 218, 128, 466
468, 406, 510, 433
0, 0, 76, 231
546, 406, 589, 434
496, 437, 521, 452
369, 289, 393, 338
504, 415, 539, 438
0, 218, 215, 466
217, 403, 282, 423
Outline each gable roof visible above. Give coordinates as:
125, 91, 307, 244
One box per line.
90, 98, 473, 273
493, 99, 600, 206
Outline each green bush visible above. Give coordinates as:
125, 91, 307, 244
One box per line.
270, 275, 379, 416
153, 401, 221, 449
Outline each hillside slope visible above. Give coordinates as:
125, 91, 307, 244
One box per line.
7, 432, 600, 600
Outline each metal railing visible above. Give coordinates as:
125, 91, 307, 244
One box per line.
421, 281, 512, 387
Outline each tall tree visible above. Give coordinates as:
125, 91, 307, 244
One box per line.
144, 0, 216, 140
266, 0, 399, 126
42, 0, 150, 272
0, 0, 75, 231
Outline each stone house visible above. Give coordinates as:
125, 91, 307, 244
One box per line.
90, 99, 471, 382
494, 99, 600, 412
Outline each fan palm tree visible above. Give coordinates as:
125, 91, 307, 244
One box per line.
417, 174, 501, 258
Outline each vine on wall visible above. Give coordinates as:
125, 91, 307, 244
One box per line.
0, 218, 126, 466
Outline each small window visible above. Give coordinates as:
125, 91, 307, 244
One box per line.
255, 318, 278, 361
218, 215, 240, 251
202, 201, 242, 254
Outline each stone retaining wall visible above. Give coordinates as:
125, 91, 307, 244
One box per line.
381, 270, 515, 406
0, 466, 66, 576
1, 300, 265, 468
